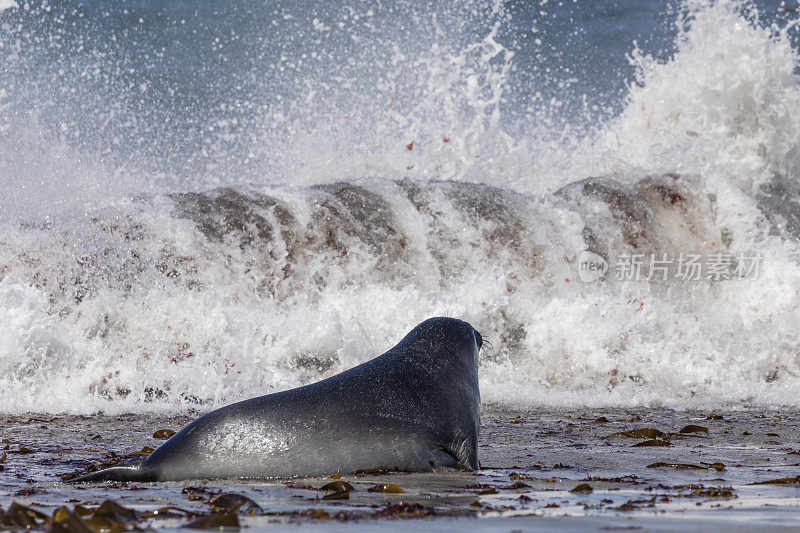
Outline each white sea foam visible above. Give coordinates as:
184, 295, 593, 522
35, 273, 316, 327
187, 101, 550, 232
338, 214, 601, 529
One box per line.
0, 0, 18, 14
0, 0, 799, 414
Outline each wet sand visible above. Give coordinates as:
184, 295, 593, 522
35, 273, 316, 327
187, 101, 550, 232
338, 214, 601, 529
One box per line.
2, 406, 800, 531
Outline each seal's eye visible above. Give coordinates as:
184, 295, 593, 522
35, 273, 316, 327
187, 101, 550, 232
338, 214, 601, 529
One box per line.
474, 330, 483, 349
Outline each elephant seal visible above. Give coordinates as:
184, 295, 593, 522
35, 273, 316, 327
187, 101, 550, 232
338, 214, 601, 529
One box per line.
72, 317, 482, 482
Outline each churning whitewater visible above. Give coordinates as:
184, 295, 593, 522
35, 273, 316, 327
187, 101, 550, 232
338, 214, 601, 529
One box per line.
1, 0, 799, 413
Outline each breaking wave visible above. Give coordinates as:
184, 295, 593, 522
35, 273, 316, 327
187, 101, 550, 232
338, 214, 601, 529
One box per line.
1, 0, 799, 413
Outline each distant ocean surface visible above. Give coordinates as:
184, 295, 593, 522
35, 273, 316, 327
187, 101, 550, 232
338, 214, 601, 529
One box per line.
1, 0, 799, 413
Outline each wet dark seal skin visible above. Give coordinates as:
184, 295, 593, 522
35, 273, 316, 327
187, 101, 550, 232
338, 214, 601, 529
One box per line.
72, 317, 482, 482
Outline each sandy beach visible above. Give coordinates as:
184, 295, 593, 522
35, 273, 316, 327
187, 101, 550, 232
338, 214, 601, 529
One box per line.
2, 406, 799, 531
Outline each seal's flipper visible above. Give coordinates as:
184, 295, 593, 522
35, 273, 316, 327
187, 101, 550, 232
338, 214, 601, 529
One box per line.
68, 457, 156, 483
434, 433, 479, 470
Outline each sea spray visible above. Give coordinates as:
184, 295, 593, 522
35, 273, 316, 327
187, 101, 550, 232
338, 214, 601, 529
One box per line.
593, 0, 800, 189
0, 1, 799, 413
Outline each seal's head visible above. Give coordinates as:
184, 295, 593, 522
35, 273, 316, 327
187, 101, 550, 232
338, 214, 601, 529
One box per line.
398, 317, 482, 370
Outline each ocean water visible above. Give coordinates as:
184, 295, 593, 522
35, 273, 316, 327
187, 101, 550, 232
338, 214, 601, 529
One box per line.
1, 0, 799, 414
